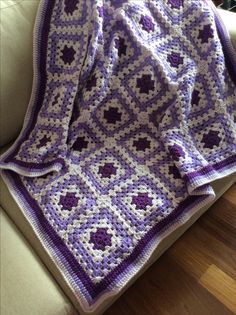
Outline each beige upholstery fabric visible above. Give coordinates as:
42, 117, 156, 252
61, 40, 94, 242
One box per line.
0, 206, 77, 315
0, 0, 39, 146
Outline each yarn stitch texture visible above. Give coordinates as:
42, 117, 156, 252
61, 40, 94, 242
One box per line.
0, 0, 236, 311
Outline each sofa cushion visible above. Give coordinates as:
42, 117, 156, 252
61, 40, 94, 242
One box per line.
0, 0, 39, 146
0, 206, 77, 315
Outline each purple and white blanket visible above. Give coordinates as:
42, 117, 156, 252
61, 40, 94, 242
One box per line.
1, 0, 236, 312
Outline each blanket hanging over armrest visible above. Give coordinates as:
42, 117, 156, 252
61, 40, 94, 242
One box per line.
1, 0, 236, 312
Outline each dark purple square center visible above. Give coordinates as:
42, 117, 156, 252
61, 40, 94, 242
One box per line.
72, 136, 88, 151
201, 130, 221, 149
198, 24, 214, 44
136, 74, 155, 94
114, 37, 127, 57
59, 192, 78, 211
133, 137, 151, 152
169, 144, 185, 161
140, 15, 154, 33
104, 107, 122, 124
132, 192, 153, 210
98, 163, 117, 178
90, 228, 112, 250
37, 135, 51, 148
86, 74, 97, 91
64, 0, 78, 15
167, 52, 184, 68
191, 89, 200, 105
61, 45, 76, 65
168, 165, 181, 180
168, 0, 183, 9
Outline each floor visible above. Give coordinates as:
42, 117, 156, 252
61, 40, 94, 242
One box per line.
104, 184, 236, 315
213, 0, 223, 5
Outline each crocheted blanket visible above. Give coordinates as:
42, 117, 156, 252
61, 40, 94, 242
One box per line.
1, 0, 236, 312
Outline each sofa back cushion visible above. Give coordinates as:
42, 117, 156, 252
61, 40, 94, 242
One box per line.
0, 0, 39, 147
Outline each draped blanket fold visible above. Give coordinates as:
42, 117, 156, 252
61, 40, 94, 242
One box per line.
1, 0, 236, 312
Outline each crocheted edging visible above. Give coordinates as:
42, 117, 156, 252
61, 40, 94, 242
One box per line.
184, 154, 236, 194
